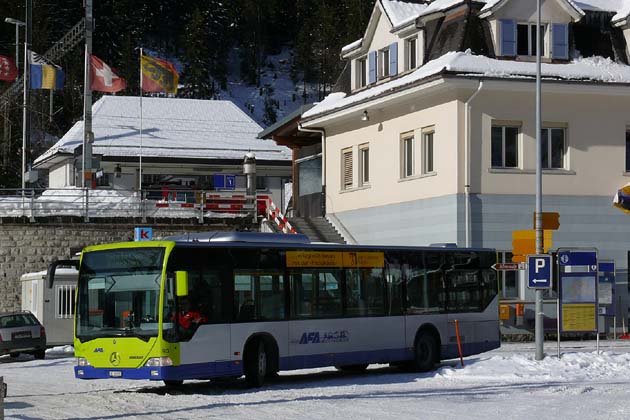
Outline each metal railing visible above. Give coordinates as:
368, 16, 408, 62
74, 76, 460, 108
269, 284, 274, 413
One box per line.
0, 188, 266, 223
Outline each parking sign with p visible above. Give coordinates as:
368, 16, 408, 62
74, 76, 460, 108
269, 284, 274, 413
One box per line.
528, 254, 552, 289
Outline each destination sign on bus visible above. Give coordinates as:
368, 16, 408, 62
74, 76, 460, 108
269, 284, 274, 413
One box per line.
286, 251, 384, 268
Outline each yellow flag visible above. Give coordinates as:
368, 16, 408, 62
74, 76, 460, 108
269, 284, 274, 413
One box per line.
141, 54, 179, 94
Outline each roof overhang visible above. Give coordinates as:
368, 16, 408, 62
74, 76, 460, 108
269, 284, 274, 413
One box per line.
478, 0, 584, 21
301, 73, 630, 128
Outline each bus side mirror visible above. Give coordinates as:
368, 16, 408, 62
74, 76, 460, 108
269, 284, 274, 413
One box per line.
175, 271, 189, 297
47, 259, 79, 289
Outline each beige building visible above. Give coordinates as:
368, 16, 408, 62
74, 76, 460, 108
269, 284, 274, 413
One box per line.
301, 0, 630, 333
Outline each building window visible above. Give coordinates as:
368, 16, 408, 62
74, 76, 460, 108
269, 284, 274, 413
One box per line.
379, 48, 390, 79
422, 129, 435, 174
405, 37, 417, 70
342, 148, 353, 190
491, 125, 519, 168
357, 57, 367, 88
359, 144, 369, 186
401, 135, 414, 178
626, 130, 630, 172
541, 127, 566, 169
517, 23, 546, 56
56, 285, 76, 319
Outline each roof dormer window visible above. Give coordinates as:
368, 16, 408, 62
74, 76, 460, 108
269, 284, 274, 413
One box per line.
357, 56, 368, 88
517, 23, 546, 57
379, 48, 390, 79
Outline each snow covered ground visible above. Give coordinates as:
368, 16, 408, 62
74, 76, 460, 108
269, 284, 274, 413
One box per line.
3, 340, 630, 419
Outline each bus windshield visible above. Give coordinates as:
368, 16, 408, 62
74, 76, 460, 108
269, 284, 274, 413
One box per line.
76, 247, 165, 342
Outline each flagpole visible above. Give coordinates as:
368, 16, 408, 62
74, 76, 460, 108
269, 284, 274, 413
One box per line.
21, 0, 32, 192
83, 0, 93, 189
139, 47, 143, 192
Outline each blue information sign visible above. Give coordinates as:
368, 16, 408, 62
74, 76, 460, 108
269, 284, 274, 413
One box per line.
528, 254, 552, 289
134, 227, 153, 241
558, 249, 598, 333
598, 260, 615, 316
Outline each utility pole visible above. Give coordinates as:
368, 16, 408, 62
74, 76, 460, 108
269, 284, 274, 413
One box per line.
82, 0, 93, 188
535, 0, 544, 361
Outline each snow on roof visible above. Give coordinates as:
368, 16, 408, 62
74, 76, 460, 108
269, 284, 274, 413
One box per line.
419, 0, 467, 17
575, 0, 630, 21
34, 96, 291, 166
303, 50, 630, 119
342, 38, 363, 54
380, 0, 429, 27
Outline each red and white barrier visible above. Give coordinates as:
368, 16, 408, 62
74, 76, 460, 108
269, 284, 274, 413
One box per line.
265, 197, 296, 234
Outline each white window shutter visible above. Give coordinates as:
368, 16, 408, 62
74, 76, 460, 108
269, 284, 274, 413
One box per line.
343, 151, 353, 189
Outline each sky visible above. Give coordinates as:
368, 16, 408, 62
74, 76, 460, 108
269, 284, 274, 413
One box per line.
3, 340, 630, 420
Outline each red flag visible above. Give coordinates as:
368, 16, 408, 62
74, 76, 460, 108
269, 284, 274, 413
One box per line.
0, 55, 18, 82
90, 54, 126, 93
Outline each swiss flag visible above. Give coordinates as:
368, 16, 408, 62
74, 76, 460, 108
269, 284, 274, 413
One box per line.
0, 55, 18, 82
90, 54, 126, 93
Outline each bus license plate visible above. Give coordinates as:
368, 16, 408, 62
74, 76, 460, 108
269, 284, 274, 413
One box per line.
109, 371, 122, 378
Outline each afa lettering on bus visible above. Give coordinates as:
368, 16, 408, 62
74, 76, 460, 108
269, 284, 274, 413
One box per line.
298, 330, 349, 344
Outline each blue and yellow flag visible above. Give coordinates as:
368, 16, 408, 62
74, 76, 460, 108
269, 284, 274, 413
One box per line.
29, 51, 64, 90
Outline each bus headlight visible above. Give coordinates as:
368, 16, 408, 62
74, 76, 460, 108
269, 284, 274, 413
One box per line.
144, 357, 173, 367
76, 357, 91, 366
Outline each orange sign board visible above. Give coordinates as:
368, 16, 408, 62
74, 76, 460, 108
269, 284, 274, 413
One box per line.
511, 255, 527, 263
533, 212, 560, 230
512, 230, 553, 255
286, 251, 384, 268
499, 305, 510, 320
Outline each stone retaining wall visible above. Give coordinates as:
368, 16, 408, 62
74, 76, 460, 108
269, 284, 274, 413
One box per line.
0, 222, 242, 312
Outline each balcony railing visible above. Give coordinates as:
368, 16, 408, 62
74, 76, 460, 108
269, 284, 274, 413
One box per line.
0, 188, 269, 223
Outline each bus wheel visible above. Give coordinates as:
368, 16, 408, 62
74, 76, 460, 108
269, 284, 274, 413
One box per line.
413, 332, 438, 372
335, 364, 369, 372
163, 380, 184, 388
245, 340, 267, 388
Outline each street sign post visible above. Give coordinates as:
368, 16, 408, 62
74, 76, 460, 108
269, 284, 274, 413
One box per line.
527, 254, 552, 289
492, 262, 526, 271
597, 260, 615, 317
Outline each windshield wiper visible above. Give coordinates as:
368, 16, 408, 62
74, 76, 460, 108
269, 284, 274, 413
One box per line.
78, 327, 152, 342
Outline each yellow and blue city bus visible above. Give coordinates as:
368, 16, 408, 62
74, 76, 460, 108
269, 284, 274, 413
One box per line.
48, 232, 500, 387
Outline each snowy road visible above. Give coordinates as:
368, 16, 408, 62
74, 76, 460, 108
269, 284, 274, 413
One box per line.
3, 341, 630, 420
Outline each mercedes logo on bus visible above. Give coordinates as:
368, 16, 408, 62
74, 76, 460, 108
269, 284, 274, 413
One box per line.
109, 352, 121, 366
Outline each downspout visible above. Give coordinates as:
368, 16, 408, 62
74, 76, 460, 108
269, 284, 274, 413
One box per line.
464, 80, 484, 248
297, 123, 327, 216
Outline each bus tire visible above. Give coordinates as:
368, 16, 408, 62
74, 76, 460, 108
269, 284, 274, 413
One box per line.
335, 364, 369, 372
413, 331, 438, 372
245, 340, 267, 388
163, 380, 184, 387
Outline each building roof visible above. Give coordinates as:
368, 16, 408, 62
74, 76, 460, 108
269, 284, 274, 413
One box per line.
380, 0, 429, 28
302, 50, 630, 120
34, 96, 291, 168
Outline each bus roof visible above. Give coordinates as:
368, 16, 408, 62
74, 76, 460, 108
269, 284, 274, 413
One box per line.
166, 231, 495, 253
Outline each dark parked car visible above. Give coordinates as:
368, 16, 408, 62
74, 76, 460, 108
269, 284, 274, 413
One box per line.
0, 311, 46, 359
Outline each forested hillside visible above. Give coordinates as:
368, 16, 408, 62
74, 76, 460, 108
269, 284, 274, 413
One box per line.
0, 0, 374, 187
